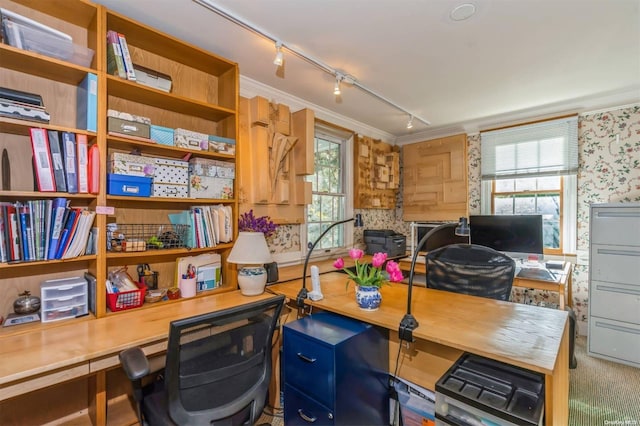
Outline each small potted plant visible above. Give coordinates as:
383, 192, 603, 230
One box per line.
237, 209, 278, 237
333, 248, 403, 310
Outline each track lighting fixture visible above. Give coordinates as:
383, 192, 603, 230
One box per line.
407, 115, 414, 129
193, 0, 432, 130
273, 41, 283, 66
334, 74, 342, 96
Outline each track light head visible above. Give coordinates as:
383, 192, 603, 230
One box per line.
334, 74, 342, 96
407, 115, 414, 129
273, 42, 283, 66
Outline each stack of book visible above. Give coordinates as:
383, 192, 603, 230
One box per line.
106, 30, 136, 81
0, 87, 50, 123
0, 198, 97, 264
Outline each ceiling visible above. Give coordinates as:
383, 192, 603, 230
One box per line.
95, 0, 640, 143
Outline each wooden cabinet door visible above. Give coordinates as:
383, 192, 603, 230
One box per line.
402, 133, 468, 221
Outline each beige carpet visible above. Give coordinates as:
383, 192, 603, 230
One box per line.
569, 336, 640, 425
258, 336, 640, 425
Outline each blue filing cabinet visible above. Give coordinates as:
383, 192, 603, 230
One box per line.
283, 312, 389, 425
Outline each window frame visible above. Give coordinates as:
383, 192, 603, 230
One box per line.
303, 122, 354, 260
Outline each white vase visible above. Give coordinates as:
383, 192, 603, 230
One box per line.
237, 266, 268, 296
355, 285, 382, 311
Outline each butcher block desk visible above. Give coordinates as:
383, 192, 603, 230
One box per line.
268, 272, 570, 425
398, 257, 573, 309
0, 291, 281, 425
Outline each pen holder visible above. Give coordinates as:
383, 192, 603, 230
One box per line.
179, 277, 196, 298
138, 271, 158, 290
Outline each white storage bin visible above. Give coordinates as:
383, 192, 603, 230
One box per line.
40, 276, 88, 323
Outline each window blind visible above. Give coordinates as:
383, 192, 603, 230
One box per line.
480, 116, 578, 180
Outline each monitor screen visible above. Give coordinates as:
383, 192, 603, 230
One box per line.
469, 215, 544, 260
412, 222, 469, 254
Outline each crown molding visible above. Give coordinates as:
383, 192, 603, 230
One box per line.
240, 75, 396, 143
395, 86, 640, 145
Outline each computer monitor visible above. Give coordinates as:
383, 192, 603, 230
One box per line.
411, 222, 469, 255
469, 215, 544, 261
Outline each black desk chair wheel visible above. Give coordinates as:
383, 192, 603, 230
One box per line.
119, 295, 285, 425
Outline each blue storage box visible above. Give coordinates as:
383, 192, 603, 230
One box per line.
208, 134, 236, 155
150, 125, 175, 146
107, 174, 152, 197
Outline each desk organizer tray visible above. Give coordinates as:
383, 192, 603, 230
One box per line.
435, 353, 545, 426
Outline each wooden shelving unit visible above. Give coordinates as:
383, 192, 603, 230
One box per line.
0, 0, 239, 423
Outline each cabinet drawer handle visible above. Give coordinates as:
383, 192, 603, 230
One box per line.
297, 409, 317, 423
596, 321, 640, 335
296, 353, 316, 363
596, 248, 640, 257
596, 284, 640, 296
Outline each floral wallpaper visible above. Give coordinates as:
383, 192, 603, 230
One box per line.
266, 104, 640, 334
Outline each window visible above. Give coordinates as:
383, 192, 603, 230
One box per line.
491, 176, 563, 253
480, 116, 578, 254
305, 123, 353, 253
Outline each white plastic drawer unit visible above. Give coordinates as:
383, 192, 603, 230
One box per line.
590, 206, 640, 246
40, 277, 88, 323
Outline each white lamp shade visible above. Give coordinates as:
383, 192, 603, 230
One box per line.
227, 232, 273, 265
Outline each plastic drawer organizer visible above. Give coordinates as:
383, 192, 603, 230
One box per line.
435, 353, 545, 426
40, 277, 88, 323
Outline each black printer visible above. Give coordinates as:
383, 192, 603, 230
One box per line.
363, 229, 406, 257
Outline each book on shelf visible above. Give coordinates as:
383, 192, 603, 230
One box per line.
77, 73, 98, 132
88, 144, 100, 194
47, 198, 69, 260
0, 202, 7, 262
76, 134, 89, 193
117, 32, 136, 81
29, 128, 56, 192
62, 209, 96, 259
47, 130, 68, 192
106, 30, 126, 79
61, 132, 78, 193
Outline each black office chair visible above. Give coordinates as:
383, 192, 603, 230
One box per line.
425, 243, 516, 301
119, 295, 285, 425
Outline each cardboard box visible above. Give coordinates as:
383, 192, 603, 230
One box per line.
208, 135, 236, 155
153, 157, 189, 198
107, 174, 152, 197
189, 175, 233, 199
174, 128, 208, 151
133, 64, 172, 92
188, 158, 235, 179
107, 116, 150, 139
150, 125, 174, 146
109, 152, 155, 177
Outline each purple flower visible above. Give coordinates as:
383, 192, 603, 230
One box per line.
238, 209, 278, 237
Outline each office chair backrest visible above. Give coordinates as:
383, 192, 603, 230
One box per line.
426, 244, 516, 301
165, 295, 285, 425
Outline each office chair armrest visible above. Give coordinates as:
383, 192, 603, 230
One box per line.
119, 347, 150, 381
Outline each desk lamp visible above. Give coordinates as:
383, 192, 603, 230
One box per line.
296, 214, 364, 307
227, 232, 273, 296
398, 217, 470, 342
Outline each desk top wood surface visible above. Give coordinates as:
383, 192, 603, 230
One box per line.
268, 271, 568, 376
0, 291, 278, 387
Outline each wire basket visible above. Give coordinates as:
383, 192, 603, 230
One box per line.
106, 281, 146, 312
107, 223, 190, 252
